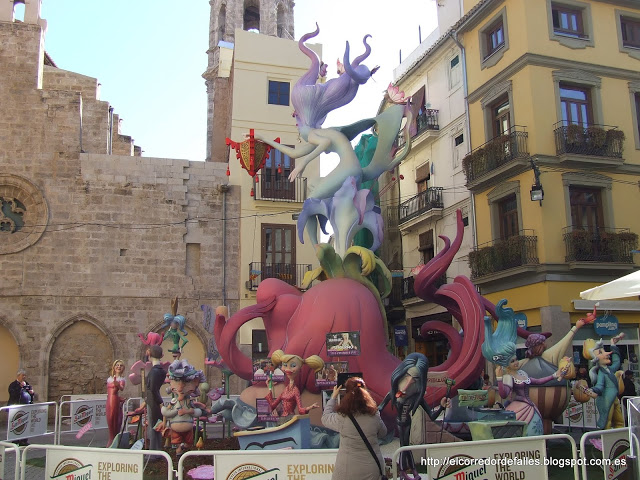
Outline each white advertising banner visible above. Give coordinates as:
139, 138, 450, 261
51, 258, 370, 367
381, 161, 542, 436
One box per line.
561, 398, 598, 428
70, 400, 108, 431
214, 451, 337, 480
6, 404, 48, 440
46, 449, 144, 480
426, 437, 548, 480
600, 429, 631, 480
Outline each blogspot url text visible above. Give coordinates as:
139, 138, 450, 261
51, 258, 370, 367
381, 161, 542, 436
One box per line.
420, 456, 627, 468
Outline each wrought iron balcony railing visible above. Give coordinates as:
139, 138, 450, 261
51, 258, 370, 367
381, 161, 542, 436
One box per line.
554, 122, 624, 158
562, 227, 637, 263
253, 175, 307, 202
387, 276, 404, 308
247, 262, 312, 290
398, 187, 444, 224
397, 109, 440, 147
462, 126, 529, 183
468, 232, 539, 279
402, 273, 447, 299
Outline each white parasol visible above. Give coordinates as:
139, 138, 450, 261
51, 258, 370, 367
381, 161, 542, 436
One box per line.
579, 270, 640, 300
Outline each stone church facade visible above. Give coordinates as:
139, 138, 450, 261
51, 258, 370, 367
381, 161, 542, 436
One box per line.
0, 0, 240, 402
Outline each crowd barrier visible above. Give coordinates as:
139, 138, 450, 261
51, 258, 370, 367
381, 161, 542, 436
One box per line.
580, 427, 640, 480
392, 433, 579, 480
0, 402, 57, 445
20, 444, 173, 480
56, 398, 109, 445
0, 440, 21, 480
177, 448, 339, 480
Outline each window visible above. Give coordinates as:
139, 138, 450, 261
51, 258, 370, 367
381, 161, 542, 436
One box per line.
416, 162, 430, 192
621, 17, 640, 49
485, 21, 505, 58
453, 133, 464, 168
479, 8, 509, 69
552, 4, 584, 38
409, 86, 426, 137
260, 148, 294, 200
419, 230, 435, 264
547, 1, 593, 49
560, 84, 592, 126
498, 194, 519, 240
268, 81, 290, 106
569, 187, 603, 231
261, 224, 297, 286
636, 92, 640, 142
491, 95, 511, 137
449, 55, 461, 89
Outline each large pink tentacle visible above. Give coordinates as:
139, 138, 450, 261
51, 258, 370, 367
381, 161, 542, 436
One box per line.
214, 297, 277, 379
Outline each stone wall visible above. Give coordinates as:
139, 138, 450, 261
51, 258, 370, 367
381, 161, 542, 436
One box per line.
0, 18, 240, 402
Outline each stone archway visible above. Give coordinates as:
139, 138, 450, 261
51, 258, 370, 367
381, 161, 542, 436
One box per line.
47, 320, 113, 401
0, 324, 20, 404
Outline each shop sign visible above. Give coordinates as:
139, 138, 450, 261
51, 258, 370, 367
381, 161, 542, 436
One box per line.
394, 325, 408, 347
515, 313, 527, 329
594, 316, 619, 336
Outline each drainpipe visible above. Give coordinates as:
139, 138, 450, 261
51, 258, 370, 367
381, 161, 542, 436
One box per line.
218, 184, 229, 307
449, 30, 477, 249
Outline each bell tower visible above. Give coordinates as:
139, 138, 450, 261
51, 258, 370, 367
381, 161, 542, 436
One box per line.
203, 0, 295, 162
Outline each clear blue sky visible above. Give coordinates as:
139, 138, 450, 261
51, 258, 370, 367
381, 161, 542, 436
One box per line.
38, 1, 437, 162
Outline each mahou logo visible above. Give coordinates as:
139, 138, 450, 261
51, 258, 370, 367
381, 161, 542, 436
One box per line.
10, 410, 29, 435
73, 405, 94, 427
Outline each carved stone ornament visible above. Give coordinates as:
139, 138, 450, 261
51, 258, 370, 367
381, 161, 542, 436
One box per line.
0, 174, 48, 255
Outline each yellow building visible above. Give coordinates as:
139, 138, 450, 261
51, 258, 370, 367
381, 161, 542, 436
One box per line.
223, 29, 322, 350
457, 0, 640, 365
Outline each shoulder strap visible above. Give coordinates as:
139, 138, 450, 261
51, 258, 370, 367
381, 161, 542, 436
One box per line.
348, 413, 383, 475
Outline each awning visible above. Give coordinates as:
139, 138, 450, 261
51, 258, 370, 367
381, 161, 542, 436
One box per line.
579, 270, 640, 300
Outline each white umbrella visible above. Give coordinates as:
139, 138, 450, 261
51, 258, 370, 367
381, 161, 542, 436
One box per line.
580, 270, 640, 300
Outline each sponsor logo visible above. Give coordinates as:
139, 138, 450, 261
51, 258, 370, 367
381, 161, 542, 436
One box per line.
226, 463, 280, 480
10, 411, 29, 435
607, 439, 629, 480
51, 458, 93, 480
73, 405, 94, 427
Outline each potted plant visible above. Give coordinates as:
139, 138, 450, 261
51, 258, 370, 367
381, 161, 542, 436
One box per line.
566, 124, 584, 148
605, 129, 626, 155
586, 125, 606, 149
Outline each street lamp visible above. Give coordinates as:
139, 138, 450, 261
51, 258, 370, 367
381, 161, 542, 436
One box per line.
529, 158, 543, 205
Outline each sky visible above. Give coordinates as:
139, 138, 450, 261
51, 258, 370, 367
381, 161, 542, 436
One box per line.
37, 1, 438, 164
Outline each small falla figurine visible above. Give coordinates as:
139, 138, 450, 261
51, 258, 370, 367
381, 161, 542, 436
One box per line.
158, 359, 205, 456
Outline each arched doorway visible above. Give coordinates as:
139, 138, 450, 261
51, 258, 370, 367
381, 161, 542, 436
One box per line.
47, 321, 113, 401
0, 324, 20, 404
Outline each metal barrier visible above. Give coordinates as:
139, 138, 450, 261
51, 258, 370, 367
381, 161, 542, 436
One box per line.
392, 434, 579, 480
20, 444, 173, 480
56, 398, 108, 445
0, 441, 21, 480
0, 402, 57, 444
176, 449, 338, 480
580, 427, 640, 480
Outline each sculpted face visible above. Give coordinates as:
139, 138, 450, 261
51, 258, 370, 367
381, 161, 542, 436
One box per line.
171, 378, 199, 401
508, 356, 520, 370
282, 357, 303, 381
396, 366, 421, 399
595, 348, 612, 365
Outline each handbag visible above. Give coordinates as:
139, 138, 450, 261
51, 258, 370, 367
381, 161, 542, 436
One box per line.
348, 413, 388, 480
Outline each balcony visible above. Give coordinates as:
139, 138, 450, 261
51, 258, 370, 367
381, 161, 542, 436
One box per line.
402, 273, 447, 300
247, 262, 312, 290
253, 175, 307, 202
462, 126, 529, 186
398, 187, 444, 225
563, 227, 638, 264
468, 232, 539, 280
398, 109, 440, 148
554, 122, 625, 160
386, 276, 404, 308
